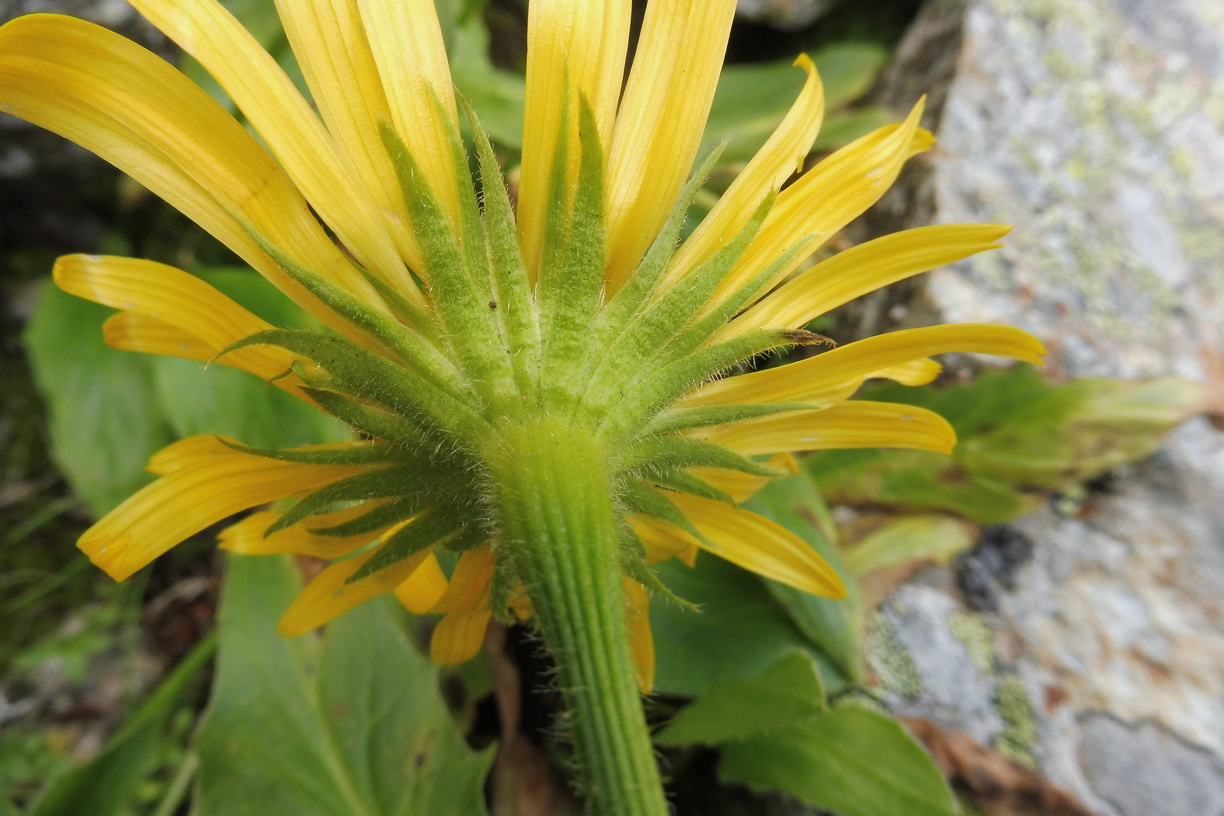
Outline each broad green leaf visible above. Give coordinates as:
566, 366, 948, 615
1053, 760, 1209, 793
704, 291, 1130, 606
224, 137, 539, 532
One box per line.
650, 554, 845, 697
746, 473, 865, 684
25, 635, 216, 816
720, 707, 959, 816
151, 358, 349, 447
654, 650, 825, 747
192, 555, 492, 816
23, 285, 171, 516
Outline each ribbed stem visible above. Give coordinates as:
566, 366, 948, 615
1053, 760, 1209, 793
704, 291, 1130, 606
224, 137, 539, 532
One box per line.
487, 416, 668, 816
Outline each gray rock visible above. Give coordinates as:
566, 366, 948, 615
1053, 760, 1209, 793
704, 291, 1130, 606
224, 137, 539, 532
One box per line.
1079, 715, 1224, 816
859, 0, 1224, 813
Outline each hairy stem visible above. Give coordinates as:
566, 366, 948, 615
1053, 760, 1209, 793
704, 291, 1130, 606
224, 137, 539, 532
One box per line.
487, 416, 668, 816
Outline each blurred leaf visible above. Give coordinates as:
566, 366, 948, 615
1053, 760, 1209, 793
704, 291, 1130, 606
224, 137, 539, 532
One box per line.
151, 358, 349, 448
702, 43, 889, 164
655, 649, 825, 747
25, 634, 215, 816
23, 285, 171, 517
746, 473, 865, 684
650, 551, 846, 698
956, 376, 1209, 489
720, 707, 959, 816
810, 367, 1210, 522
809, 449, 1039, 525
812, 44, 892, 110
193, 267, 319, 329
450, 12, 526, 151
841, 514, 981, 610
841, 515, 979, 578
25, 271, 349, 523
191, 555, 493, 816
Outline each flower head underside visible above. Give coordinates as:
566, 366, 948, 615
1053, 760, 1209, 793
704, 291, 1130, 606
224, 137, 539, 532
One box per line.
0, 0, 1044, 689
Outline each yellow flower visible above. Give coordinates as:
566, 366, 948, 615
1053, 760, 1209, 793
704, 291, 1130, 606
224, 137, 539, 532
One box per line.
0, 0, 1043, 696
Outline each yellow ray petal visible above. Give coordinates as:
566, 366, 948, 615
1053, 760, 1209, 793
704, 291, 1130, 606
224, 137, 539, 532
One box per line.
218, 505, 392, 559
57, 255, 269, 344
429, 545, 495, 615
79, 442, 370, 581
712, 102, 929, 306
146, 435, 372, 476
517, 0, 631, 277
274, 0, 424, 278
393, 553, 448, 614
666, 55, 825, 286
629, 516, 686, 563
623, 578, 654, 694
719, 224, 1011, 340
126, 0, 414, 301
430, 605, 493, 665
871, 358, 942, 386
688, 452, 800, 503
56, 254, 305, 386
358, 0, 463, 231
277, 545, 432, 636
100, 310, 314, 401
0, 15, 375, 330
693, 402, 957, 457
506, 591, 534, 622
102, 312, 213, 361
603, 0, 738, 289
657, 494, 846, 598
688, 324, 1047, 407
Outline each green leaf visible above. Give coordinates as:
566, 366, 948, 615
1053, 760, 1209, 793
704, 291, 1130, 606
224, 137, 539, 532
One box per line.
745, 473, 865, 684
23, 284, 171, 516
654, 650, 825, 747
808, 367, 1209, 522
26, 634, 216, 816
192, 554, 492, 816
152, 357, 350, 448
808, 449, 1040, 525
840, 514, 979, 578
720, 707, 959, 816
649, 554, 846, 697
25, 270, 351, 520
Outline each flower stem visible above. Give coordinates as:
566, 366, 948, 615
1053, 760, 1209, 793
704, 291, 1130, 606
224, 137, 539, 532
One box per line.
488, 415, 668, 816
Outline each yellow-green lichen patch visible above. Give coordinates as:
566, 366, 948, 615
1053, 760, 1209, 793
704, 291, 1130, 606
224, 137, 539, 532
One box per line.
950, 611, 996, 674
866, 612, 923, 700
993, 673, 1039, 768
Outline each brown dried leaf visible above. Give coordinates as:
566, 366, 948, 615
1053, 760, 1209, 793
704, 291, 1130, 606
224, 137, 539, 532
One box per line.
900, 717, 1094, 816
